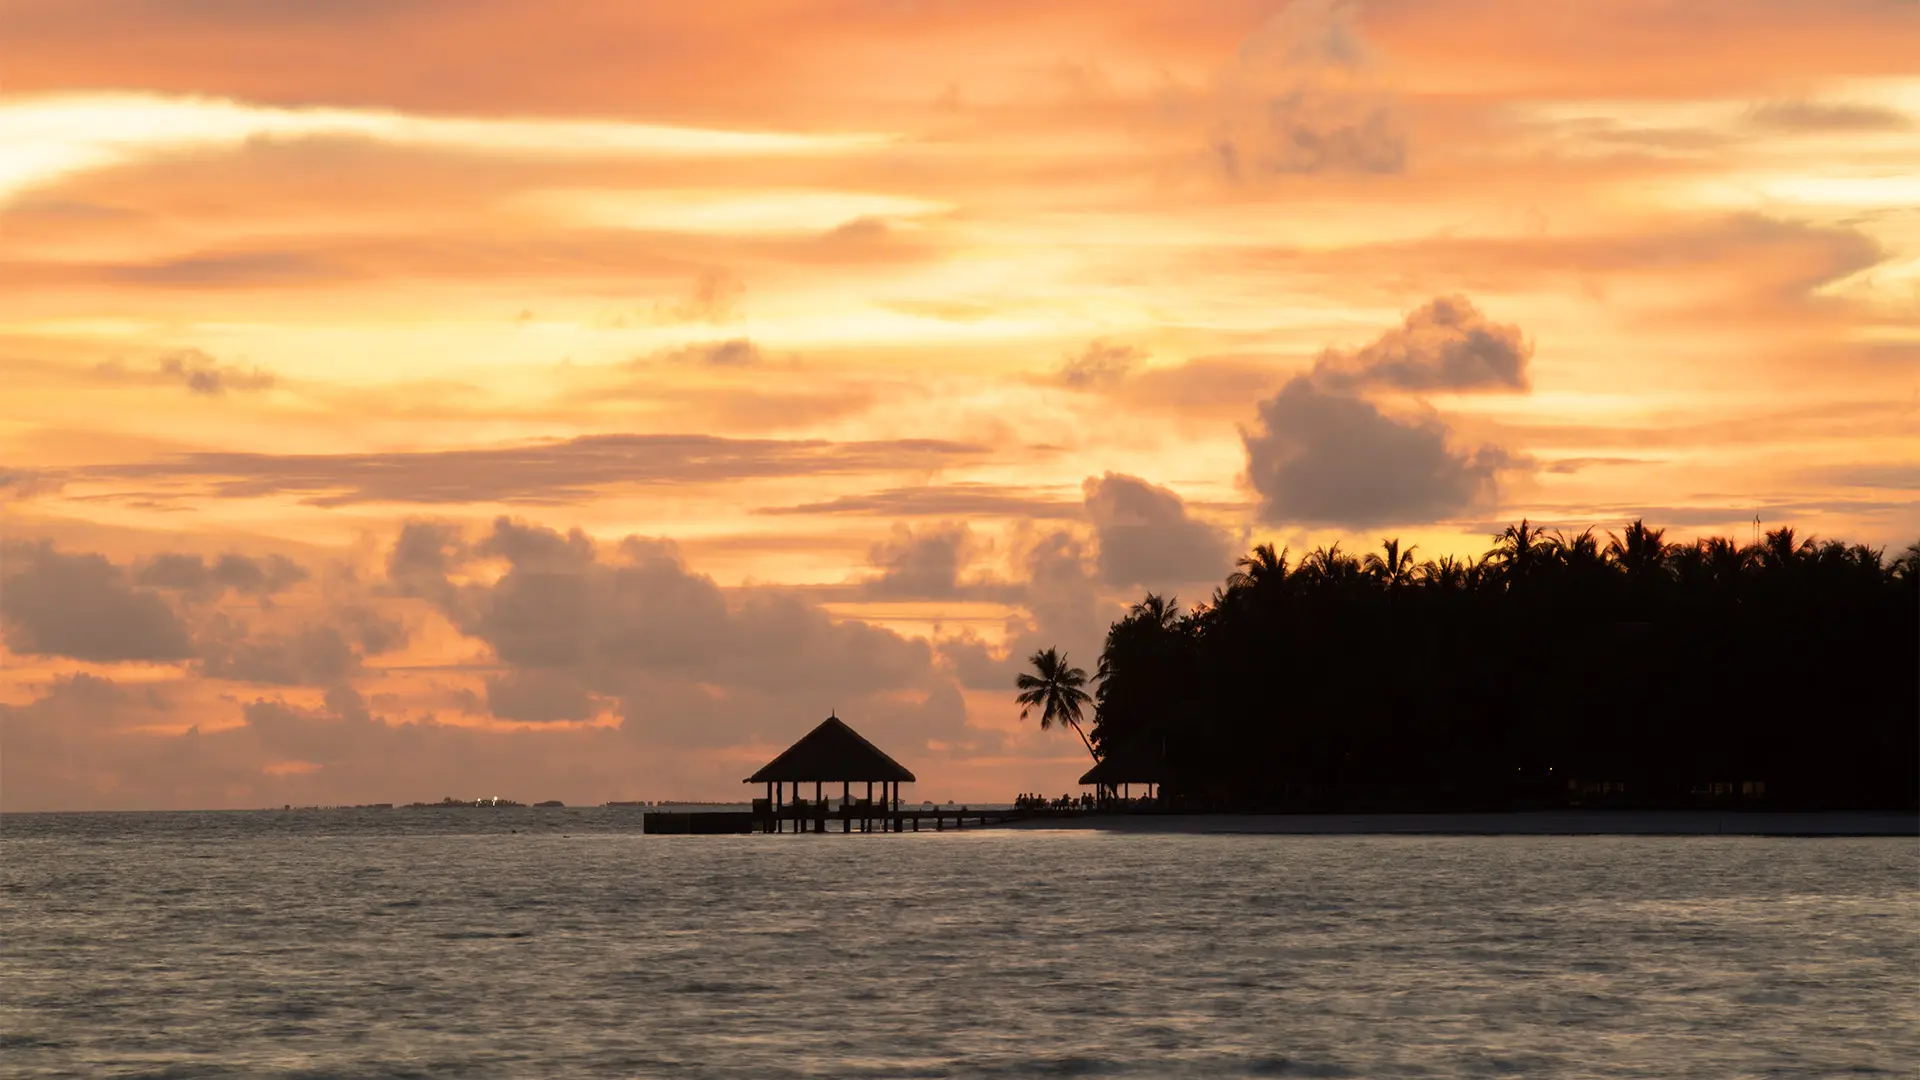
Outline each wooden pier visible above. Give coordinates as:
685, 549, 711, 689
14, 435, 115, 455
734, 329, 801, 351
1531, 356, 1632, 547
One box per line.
641, 806, 1030, 834
638, 712, 1033, 834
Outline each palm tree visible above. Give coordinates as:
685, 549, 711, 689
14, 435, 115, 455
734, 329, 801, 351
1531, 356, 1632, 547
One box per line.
1227, 543, 1289, 594
1128, 593, 1182, 630
1419, 554, 1469, 591
1698, 536, 1750, 585
1364, 537, 1418, 592
1015, 647, 1096, 759
1753, 526, 1815, 571
1607, 519, 1670, 579
1555, 527, 1602, 565
1893, 541, 1920, 584
1488, 519, 1554, 586
1299, 543, 1362, 584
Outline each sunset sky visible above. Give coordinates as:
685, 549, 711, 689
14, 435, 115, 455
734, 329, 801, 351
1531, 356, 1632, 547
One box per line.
3, 0, 1916, 810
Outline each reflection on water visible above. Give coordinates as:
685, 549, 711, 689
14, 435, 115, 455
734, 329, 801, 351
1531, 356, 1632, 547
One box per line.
3, 810, 1915, 1078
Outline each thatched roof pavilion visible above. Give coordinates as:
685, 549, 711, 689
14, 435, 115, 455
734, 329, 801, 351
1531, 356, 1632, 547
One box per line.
746, 714, 915, 832
1078, 731, 1172, 801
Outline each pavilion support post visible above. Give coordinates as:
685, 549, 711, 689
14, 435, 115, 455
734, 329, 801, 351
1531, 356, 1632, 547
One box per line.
843, 780, 850, 833
866, 781, 873, 833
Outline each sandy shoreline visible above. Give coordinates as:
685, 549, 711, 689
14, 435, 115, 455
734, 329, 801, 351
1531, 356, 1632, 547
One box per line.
1001, 810, 1918, 836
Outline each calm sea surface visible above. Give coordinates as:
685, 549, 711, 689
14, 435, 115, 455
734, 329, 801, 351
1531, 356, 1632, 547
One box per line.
3, 810, 1916, 1079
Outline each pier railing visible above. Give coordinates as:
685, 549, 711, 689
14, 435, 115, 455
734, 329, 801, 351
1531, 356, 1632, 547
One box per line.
640, 804, 1044, 834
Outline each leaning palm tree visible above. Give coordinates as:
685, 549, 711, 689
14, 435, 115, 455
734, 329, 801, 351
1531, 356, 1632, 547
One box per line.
1364, 537, 1418, 592
1015, 647, 1096, 760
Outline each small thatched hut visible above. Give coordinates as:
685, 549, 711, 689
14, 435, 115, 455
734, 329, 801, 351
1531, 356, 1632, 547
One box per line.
745, 713, 915, 832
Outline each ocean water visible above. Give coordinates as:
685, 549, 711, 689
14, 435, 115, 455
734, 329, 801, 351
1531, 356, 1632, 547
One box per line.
2, 810, 1915, 1079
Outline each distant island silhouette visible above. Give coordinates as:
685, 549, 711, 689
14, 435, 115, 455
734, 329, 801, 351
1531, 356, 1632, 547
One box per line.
1020, 521, 1919, 813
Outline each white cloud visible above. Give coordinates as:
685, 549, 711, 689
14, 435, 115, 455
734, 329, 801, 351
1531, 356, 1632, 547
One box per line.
0, 93, 894, 202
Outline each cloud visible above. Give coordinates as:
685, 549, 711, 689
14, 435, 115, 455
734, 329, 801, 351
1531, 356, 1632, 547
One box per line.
1115, 357, 1287, 418
114, 250, 339, 288
861, 522, 990, 599
1543, 457, 1651, 475
330, 604, 408, 656
1237, 294, 1536, 526
155, 348, 276, 395
386, 520, 469, 608
0, 94, 891, 204
0, 541, 194, 662
656, 267, 745, 323
755, 483, 1082, 519
1082, 473, 1234, 589
133, 550, 308, 600
198, 621, 359, 686
0, 467, 60, 501
1208, 1, 1407, 179
698, 338, 761, 366
1216, 91, 1405, 177
0, 673, 644, 812
485, 669, 598, 724
76, 433, 988, 506
1056, 340, 1144, 389
935, 522, 1111, 696
1746, 100, 1911, 133
1309, 295, 1530, 393
389, 517, 964, 744
655, 337, 762, 367
1243, 377, 1512, 526
1822, 464, 1920, 491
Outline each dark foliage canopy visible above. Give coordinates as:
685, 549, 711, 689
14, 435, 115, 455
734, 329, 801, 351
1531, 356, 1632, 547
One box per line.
1083, 523, 1919, 811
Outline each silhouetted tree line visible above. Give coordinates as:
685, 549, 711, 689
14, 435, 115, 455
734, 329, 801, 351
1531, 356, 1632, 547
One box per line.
1033, 523, 1919, 812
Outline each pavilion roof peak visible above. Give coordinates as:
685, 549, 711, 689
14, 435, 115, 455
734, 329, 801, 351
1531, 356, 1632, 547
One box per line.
745, 714, 916, 784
